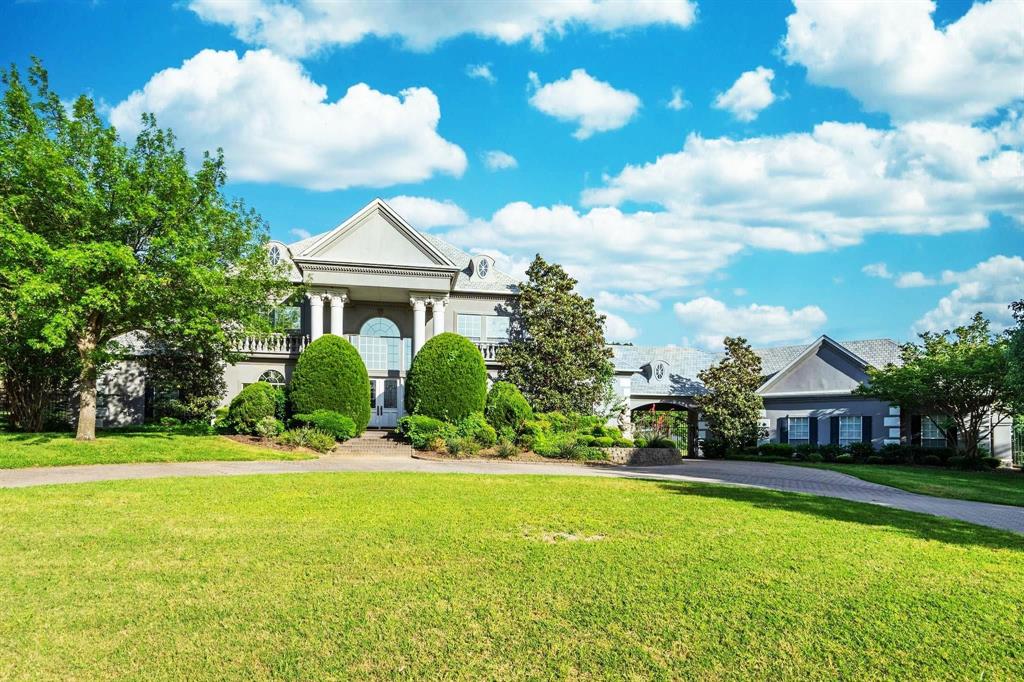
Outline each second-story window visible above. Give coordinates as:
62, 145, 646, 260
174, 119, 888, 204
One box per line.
458, 314, 482, 340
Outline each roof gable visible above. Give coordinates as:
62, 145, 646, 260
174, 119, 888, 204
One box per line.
293, 199, 456, 269
757, 336, 871, 396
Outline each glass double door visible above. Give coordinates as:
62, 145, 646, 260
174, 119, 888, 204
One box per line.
369, 378, 400, 428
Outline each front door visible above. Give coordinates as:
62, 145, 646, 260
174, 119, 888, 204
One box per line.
370, 378, 399, 428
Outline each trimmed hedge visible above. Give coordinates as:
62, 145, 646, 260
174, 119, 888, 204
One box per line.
288, 335, 371, 433
484, 381, 534, 434
227, 382, 281, 435
404, 332, 487, 421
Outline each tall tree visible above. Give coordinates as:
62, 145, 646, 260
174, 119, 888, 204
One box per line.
0, 59, 291, 439
856, 312, 1011, 459
696, 337, 767, 451
498, 254, 613, 414
1006, 300, 1024, 415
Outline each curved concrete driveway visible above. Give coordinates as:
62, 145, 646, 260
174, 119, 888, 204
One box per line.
1, 454, 1021, 534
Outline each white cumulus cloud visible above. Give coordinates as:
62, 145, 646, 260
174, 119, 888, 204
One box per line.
482, 150, 518, 171
465, 63, 496, 83
189, 0, 697, 57
894, 271, 938, 288
673, 297, 828, 350
601, 311, 640, 342
713, 66, 777, 122
594, 291, 660, 313
914, 255, 1024, 332
583, 121, 1023, 250
667, 86, 690, 111
528, 69, 641, 139
783, 0, 1024, 123
110, 49, 466, 191
386, 196, 469, 229
862, 262, 892, 279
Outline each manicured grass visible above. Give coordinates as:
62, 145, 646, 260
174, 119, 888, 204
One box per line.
801, 463, 1024, 507
0, 473, 1020, 679
0, 430, 312, 468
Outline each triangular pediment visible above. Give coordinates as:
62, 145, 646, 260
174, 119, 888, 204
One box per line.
295, 199, 456, 269
758, 336, 871, 396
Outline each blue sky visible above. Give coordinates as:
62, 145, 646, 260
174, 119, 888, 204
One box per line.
3, 0, 1022, 348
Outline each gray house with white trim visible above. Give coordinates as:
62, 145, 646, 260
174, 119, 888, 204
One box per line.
86, 199, 1014, 462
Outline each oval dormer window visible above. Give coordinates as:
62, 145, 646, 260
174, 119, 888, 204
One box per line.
477, 257, 489, 278
268, 245, 281, 265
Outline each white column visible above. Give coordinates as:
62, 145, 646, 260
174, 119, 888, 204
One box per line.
308, 293, 324, 341
329, 294, 347, 336
431, 296, 447, 335
411, 297, 426, 355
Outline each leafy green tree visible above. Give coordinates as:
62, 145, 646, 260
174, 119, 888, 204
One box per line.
696, 337, 767, 451
1006, 300, 1024, 415
0, 59, 291, 439
498, 254, 613, 414
856, 313, 1011, 459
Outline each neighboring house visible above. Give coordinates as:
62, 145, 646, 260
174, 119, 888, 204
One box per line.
82, 198, 1014, 462
613, 336, 1014, 462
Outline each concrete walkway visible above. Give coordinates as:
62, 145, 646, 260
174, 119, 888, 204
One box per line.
1, 454, 1021, 534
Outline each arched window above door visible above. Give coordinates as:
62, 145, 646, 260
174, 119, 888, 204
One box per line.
258, 369, 286, 387
360, 317, 400, 338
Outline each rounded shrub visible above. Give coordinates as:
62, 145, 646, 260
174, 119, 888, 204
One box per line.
593, 436, 614, 448
228, 382, 280, 435
404, 332, 487, 421
836, 453, 856, 464
484, 381, 534, 434
457, 412, 497, 446
288, 335, 371, 434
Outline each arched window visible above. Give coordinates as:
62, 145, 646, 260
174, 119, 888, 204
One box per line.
357, 317, 402, 370
360, 317, 400, 338
258, 369, 286, 387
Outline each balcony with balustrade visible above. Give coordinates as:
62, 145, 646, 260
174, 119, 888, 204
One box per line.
234, 333, 505, 371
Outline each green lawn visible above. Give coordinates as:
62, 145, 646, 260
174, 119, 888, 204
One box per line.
801, 463, 1024, 507
0, 473, 1020, 680
0, 430, 312, 468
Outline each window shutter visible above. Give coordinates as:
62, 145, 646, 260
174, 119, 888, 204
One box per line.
830, 416, 840, 445
777, 417, 788, 444
809, 417, 818, 445
911, 415, 922, 445
946, 425, 958, 447
862, 416, 873, 446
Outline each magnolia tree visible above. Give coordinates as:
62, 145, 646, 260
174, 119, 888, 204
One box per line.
696, 337, 767, 451
498, 254, 614, 414
0, 59, 291, 439
856, 313, 1012, 459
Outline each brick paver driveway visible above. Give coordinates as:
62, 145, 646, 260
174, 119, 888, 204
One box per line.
1, 454, 1021, 534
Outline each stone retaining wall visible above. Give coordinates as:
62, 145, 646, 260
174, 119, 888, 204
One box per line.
605, 447, 683, 466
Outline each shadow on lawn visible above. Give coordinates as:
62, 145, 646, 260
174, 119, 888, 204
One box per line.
654, 481, 1024, 551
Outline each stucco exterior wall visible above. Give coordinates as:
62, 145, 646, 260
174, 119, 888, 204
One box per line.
764, 344, 870, 394
221, 360, 295, 407
762, 395, 895, 447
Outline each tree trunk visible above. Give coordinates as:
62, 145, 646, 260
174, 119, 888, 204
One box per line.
75, 318, 102, 441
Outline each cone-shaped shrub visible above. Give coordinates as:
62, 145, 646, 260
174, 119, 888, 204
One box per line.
405, 332, 487, 421
289, 335, 371, 433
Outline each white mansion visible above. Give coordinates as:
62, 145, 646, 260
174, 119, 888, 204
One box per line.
92, 199, 1014, 461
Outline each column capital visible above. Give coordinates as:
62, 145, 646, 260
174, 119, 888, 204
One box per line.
306, 291, 326, 304
428, 295, 449, 308
409, 296, 427, 311
329, 293, 348, 306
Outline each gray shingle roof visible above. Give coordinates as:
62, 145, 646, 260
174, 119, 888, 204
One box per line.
614, 337, 903, 398
421, 234, 519, 294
